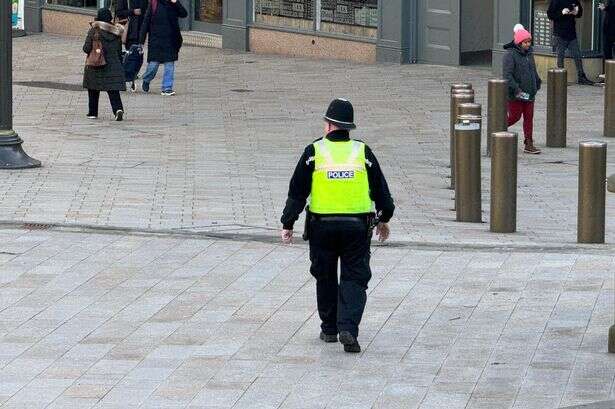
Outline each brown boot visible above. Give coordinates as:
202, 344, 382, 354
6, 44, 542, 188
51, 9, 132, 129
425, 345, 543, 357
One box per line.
524, 141, 541, 154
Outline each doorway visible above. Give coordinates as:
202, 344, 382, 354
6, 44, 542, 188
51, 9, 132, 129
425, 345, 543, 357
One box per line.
417, 0, 461, 66
460, 0, 494, 67
193, 0, 223, 34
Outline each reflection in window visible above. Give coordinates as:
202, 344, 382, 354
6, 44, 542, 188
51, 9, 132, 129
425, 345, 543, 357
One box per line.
254, 0, 314, 30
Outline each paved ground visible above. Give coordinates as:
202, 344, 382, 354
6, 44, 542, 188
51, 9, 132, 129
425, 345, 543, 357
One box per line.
0, 226, 613, 409
1, 33, 615, 408
7, 34, 615, 248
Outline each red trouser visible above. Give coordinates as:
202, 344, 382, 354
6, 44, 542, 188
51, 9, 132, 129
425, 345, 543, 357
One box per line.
507, 100, 534, 143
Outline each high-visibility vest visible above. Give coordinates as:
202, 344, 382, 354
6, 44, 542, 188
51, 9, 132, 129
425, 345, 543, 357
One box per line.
309, 139, 372, 214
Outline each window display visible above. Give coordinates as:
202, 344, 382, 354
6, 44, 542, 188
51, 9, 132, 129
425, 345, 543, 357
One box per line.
254, 0, 314, 30
320, 0, 377, 38
46, 0, 98, 8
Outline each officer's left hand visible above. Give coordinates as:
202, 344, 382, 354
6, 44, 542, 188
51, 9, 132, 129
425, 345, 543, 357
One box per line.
376, 223, 390, 243
281, 229, 293, 244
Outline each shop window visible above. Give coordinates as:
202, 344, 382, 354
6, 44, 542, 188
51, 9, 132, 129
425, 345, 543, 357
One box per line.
254, 0, 315, 30
254, 0, 378, 39
532, 0, 600, 53
320, 0, 377, 38
195, 0, 223, 24
46, 0, 100, 9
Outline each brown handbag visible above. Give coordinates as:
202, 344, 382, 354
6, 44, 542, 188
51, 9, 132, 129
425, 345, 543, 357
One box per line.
85, 27, 107, 69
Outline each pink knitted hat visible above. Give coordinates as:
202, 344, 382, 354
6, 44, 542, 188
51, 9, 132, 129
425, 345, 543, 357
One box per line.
514, 28, 532, 45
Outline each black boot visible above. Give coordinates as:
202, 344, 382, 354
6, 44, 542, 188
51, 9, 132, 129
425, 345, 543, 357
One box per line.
339, 331, 361, 353
319, 331, 338, 343
578, 74, 595, 86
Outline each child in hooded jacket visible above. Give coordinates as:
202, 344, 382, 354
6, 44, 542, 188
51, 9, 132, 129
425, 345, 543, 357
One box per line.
503, 26, 542, 154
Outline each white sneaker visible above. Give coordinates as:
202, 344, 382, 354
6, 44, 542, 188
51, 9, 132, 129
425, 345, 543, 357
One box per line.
161, 90, 176, 96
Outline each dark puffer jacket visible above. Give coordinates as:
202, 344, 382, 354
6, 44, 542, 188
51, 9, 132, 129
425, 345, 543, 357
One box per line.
139, 0, 188, 63
115, 0, 149, 48
82, 22, 127, 91
547, 0, 583, 40
502, 42, 542, 101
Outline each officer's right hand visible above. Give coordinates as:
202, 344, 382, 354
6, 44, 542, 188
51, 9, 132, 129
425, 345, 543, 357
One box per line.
281, 229, 293, 245
376, 223, 390, 243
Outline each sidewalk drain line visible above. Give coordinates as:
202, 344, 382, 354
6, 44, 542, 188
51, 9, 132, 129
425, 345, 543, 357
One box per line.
0, 220, 614, 255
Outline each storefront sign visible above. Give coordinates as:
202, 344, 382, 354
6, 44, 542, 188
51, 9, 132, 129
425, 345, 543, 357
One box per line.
12, 0, 24, 30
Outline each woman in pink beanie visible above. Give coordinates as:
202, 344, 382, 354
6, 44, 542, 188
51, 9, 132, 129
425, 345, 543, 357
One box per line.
503, 26, 542, 154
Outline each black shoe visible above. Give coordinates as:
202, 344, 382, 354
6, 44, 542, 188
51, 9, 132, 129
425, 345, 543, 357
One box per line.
578, 76, 595, 86
339, 331, 361, 353
115, 110, 124, 121
319, 332, 338, 343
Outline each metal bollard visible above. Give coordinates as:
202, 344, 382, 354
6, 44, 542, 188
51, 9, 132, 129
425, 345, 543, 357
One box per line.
451, 83, 472, 93
546, 69, 568, 147
450, 93, 475, 189
455, 120, 482, 222
487, 79, 508, 157
490, 132, 518, 233
577, 141, 607, 244
605, 61, 615, 138
457, 102, 481, 118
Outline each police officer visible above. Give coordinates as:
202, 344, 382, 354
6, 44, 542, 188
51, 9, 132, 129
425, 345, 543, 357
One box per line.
280, 98, 395, 353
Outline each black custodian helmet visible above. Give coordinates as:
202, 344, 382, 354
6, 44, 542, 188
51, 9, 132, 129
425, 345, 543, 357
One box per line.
324, 98, 356, 130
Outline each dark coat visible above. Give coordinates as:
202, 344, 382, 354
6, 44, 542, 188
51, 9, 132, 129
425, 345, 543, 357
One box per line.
115, 0, 149, 48
83, 22, 127, 91
503, 43, 542, 101
139, 0, 188, 63
602, 0, 615, 38
547, 0, 583, 40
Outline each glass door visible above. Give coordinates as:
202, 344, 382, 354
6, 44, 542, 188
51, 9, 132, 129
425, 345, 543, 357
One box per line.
193, 0, 223, 33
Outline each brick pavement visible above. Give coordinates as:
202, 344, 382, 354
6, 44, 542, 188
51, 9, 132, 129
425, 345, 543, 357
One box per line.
2, 34, 615, 408
5, 34, 615, 248
0, 226, 612, 409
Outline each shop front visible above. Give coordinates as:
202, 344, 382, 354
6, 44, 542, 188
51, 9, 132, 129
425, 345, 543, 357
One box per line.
494, 0, 604, 80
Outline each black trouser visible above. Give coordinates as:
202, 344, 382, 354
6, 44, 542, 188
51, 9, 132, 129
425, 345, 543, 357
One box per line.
554, 36, 586, 79
309, 217, 372, 338
88, 90, 123, 117
604, 35, 615, 73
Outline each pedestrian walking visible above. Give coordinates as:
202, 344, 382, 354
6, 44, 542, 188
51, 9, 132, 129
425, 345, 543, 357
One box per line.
139, 0, 188, 96
83, 8, 126, 121
280, 98, 395, 353
115, 0, 148, 91
599, 1, 615, 83
547, 0, 595, 85
503, 26, 542, 154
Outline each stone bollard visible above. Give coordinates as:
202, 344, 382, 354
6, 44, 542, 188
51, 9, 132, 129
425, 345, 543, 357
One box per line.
450, 93, 475, 189
490, 132, 518, 233
577, 141, 607, 244
546, 69, 568, 148
455, 120, 482, 222
487, 79, 508, 157
605, 60, 615, 138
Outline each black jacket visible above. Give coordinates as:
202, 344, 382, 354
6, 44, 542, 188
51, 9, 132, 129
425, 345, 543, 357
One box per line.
503, 42, 542, 101
547, 0, 583, 40
281, 130, 395, 230
83, 22, 126, 91
115, 0, 148, 48
602, 0, 615, 37
139, 0, 188, 63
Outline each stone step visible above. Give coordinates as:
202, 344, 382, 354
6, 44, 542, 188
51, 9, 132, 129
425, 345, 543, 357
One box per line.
182, 31, 222, 49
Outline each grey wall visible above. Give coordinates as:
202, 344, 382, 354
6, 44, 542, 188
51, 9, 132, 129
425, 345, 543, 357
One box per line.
461, 0, 493, 53
492, 0, 521, 74
376, 0, 411, 63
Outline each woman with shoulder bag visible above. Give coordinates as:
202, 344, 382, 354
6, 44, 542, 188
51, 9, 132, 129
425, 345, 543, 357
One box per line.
83, 8, 126, 121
